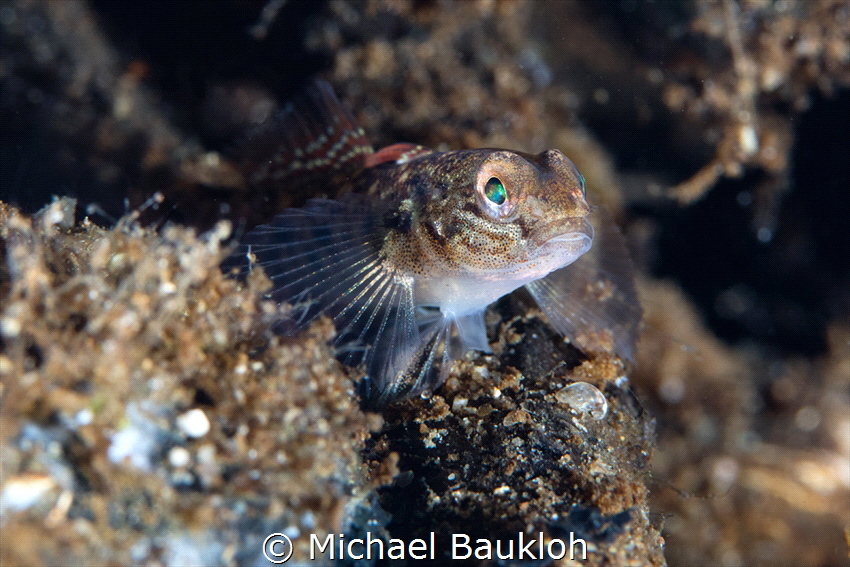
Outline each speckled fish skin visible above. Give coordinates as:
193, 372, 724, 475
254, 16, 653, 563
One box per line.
365, 148, 592, 311
225, 80, 640, 408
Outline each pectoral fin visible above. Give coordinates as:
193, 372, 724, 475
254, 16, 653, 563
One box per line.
526, 208, 641, 362
224, 195, 422, 403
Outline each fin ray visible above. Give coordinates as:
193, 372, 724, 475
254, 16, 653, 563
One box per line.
224, 195, 427, 407
364, 314, 454, 407
238, 80, 374, 190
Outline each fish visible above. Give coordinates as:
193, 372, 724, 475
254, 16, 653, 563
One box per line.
224, 80, 641, 408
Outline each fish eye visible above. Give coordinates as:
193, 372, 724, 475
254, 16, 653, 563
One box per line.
578, 171, 587, 196
476, 152, 522, 220
484, 177, 507, 205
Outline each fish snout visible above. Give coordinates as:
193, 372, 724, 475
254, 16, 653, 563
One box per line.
536, 149, 578, 179
534, 150, 588, 206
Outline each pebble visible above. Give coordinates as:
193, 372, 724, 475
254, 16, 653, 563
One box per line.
555, 382, 608, 420
176, 408, 210, 438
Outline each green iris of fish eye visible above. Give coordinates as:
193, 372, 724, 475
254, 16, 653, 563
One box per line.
484, 177, 507, 205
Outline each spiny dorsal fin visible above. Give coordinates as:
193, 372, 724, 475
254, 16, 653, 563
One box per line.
239, 79, 374, 189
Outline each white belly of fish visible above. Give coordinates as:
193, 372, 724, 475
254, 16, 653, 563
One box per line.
413, 232, 592, 316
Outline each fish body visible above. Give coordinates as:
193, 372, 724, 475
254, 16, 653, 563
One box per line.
226, 81, 640, 407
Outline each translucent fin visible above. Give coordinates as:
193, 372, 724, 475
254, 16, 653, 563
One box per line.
363, 313, 455, 408
238, 79, 374, 189
525, 208, 642, 362
223, 195, 424, 404
361, 309, 493, 407
453, 311, 491, 353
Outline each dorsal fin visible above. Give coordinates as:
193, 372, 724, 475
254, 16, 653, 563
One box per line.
364, 143, 435, 167
238, 79, 374, 190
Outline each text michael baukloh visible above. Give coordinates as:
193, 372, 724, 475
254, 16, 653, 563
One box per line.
309, 531, 588, 561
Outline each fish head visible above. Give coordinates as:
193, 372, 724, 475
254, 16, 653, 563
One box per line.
428, 148, 593, 281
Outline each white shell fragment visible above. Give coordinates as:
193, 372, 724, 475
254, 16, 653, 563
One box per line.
1, 473, 58, 512
555, 382, 608, 420
176, 408, 211, 438
168, 446, 192, 468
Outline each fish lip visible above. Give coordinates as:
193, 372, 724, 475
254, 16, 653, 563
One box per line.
531, 218, 593, 249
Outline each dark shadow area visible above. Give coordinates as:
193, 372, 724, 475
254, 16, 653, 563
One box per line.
0, 1, 328, 220
649, 89, 850, 356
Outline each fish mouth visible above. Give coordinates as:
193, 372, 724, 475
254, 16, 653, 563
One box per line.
528, 218, 593, 269
531, 218, 593, 251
